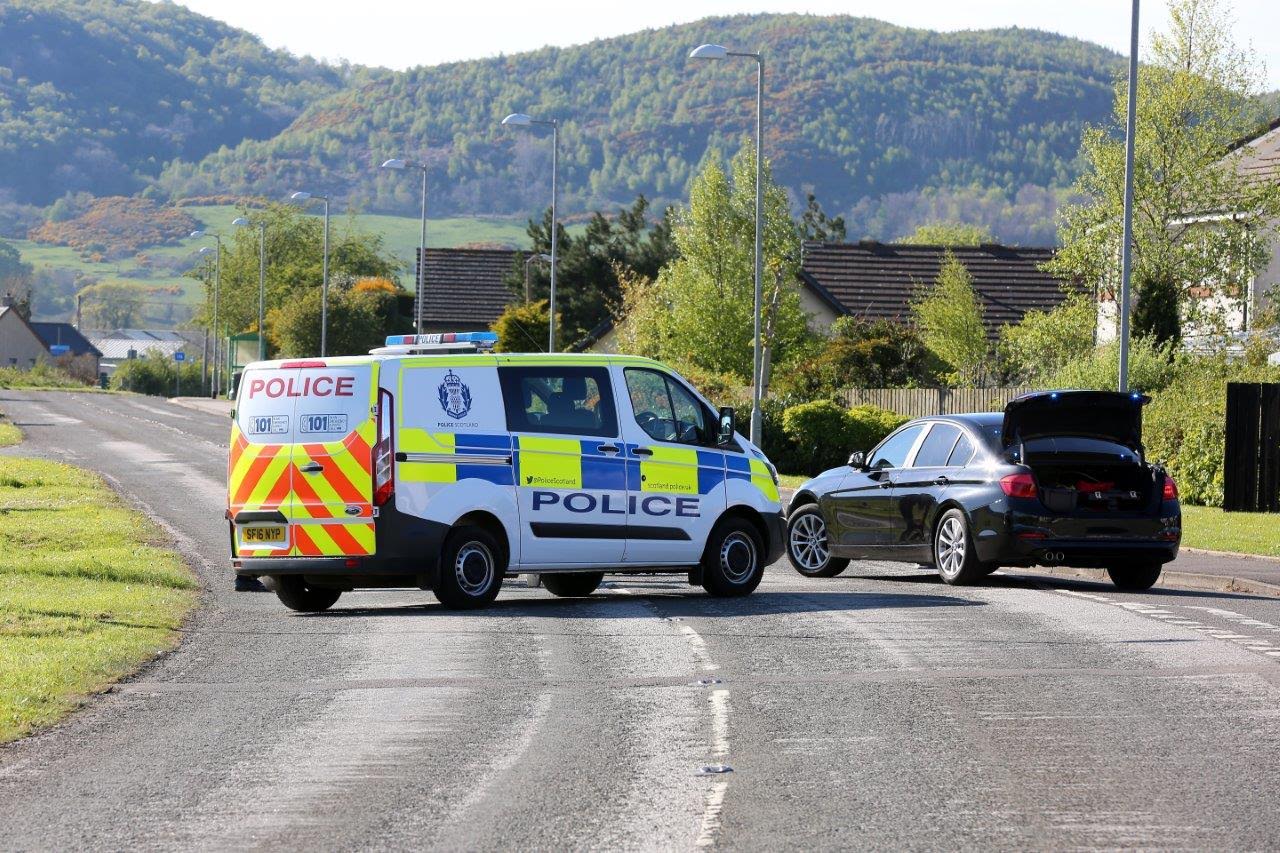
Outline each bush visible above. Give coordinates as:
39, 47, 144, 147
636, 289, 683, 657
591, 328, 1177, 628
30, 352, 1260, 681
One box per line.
110, 351, 203, 396
771, 316, 938, 401
780, 399, 907, 476
1047, 337, 1180, 393
0, 361, 88, 389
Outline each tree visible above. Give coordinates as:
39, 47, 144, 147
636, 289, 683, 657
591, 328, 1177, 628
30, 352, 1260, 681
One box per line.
0, 241, 33, 316
911, 251, 989, 387
898, 222, 994, 246
997, 293, 1098, 384
492, 300, 560, 353
773, 317, 938, 401
268, 284, 408, 358
800, 193, 846, 242
1048, 0, 1280, 343
618, 142, 810, 395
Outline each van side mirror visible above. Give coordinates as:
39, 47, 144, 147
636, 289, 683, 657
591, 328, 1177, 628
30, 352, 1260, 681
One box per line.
848, 451, 867, 470
716, 406, 736, 447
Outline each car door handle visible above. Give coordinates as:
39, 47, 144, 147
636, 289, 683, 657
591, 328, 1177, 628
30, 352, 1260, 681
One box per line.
299, 462, 324, 474
597, 443, 620, 455
633, 447, 654, 457
934, 475, 951, 485
878, 480, 892, 489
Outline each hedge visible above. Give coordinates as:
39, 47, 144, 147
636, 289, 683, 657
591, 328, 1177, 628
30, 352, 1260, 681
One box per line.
778, 399, 907, 476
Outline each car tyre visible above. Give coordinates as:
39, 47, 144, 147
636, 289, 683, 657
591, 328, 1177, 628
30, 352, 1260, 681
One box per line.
542, 572, 604, 597
702, 517, 765, 597
933, 508, 985, 586
786, 504, 850, 578
434, 525, 504, 609
274, 575, 342, 612
1106, 562, 1162, 591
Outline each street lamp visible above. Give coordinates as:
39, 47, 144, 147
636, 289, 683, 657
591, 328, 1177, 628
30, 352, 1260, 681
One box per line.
689, 42, 766, 446
1118, 1, 1140, 392
381, 158, 429, 334
232, 216, 267, 361
192, 231, 224, 397
502, 112, 560, 353
289, 191, 331, 357
524, 252, 552, 304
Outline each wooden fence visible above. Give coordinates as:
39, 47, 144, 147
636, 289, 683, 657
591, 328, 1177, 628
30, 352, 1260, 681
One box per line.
1223, 382, 1280, 512
840, 387, 1036, 418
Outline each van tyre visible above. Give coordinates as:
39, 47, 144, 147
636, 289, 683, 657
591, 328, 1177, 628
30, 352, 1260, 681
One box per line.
786, 504, 849, 578
274, 575, 342, 612
934, 509, 987, 585
1107, 561, 1162, 591
702, 517, 764, 597
435, 525, 504, 609
542, 572, 604, 597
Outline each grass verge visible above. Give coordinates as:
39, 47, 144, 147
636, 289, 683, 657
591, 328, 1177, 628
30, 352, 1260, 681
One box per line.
0, 364, 95, 391
0, 455, 197, 743
1181, 505, 1280, 558
777, 473, 810, 491
0, 411, 19, 447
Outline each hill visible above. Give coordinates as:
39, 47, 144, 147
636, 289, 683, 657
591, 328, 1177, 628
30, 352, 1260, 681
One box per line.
155, 14, 1125, 241
0, 0, 372, 206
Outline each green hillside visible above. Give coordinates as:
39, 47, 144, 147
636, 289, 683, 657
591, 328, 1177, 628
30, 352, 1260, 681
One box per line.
0, 0, 371, 205
156, 14, 1125, 240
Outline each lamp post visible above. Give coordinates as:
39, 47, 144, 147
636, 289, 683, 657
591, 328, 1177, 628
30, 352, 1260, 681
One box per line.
192, 231, 223, 397
381, 158, 429, 334
289, 191, 331, 356
524, 252, 552, 304
1118, 0, 1140, 393
233, 217, 267, 361
688, 43, 766, 445
501, 113, 559, 353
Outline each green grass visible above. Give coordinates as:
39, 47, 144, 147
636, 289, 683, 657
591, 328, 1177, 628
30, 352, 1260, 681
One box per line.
0, 456, 197, 743
777, 473, 810, 490
0, 413, 19, 447
1181, 505, 1280, 558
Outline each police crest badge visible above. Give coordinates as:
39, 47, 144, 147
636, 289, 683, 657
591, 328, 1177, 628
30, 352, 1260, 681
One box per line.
437, 370, 473, 419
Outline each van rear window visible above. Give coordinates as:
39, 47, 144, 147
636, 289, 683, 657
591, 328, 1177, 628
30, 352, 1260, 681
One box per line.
236, 365, 371, 443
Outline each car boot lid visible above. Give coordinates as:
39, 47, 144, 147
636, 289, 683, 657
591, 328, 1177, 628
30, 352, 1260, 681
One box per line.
1002, 390, 1150, 450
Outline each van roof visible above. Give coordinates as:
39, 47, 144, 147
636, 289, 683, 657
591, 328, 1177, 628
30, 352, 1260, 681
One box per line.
244, 352, 669, 370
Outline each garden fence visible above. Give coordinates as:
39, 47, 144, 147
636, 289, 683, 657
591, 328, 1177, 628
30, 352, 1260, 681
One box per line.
1223, 382, 1280, 512
840, 386, 1036, 418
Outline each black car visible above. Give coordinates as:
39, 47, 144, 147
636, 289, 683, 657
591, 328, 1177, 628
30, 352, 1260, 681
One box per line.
785, 391, 1182, 590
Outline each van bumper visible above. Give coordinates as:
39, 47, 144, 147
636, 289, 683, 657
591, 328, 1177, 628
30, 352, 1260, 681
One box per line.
763, 510, 785, 565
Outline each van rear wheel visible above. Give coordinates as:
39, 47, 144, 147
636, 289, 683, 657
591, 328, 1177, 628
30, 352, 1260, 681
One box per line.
274, 575, 341, 612
435, 525, 504, 609
542, 572, 604, 597
1107, 561, 1162, 591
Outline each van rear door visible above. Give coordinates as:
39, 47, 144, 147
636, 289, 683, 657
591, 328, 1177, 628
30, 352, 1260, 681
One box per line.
230, 365, 301, 557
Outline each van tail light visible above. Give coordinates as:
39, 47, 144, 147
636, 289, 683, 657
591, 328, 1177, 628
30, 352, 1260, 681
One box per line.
280, 360, 327, 369
1000, 473, 1038, 499
1162, 475, 1179, 501
373, 389, 395, 506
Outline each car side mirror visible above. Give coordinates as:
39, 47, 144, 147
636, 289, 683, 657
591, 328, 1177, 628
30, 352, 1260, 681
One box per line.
716, 406, 736, 447
848, 451, 867, 470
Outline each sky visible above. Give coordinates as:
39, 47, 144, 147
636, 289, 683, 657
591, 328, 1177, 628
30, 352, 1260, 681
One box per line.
172, 0, 1280, 88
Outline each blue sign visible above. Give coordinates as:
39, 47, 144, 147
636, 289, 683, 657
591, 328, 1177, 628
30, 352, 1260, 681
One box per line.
49, 344, 70, 356
174, 351, 186, 362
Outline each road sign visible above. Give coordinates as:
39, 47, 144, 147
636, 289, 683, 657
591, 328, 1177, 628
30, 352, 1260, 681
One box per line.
174, 351, 186, 362
49, 345, 70, 356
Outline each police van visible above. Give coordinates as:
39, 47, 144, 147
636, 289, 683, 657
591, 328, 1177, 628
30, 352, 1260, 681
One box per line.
227, 333, 784, 611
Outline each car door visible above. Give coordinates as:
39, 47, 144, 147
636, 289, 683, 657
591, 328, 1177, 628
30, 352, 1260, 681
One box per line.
885, 421, 962, 559
823, 424, 925, 558
500, 364, 627, 565
618, 366, 726, 565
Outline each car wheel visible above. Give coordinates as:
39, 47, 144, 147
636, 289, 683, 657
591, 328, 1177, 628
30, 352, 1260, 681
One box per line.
1106, 562, 1162, 591
702, 517, 765, 597
933, 508, 984, 585
274, 575, 342, 612
542, 572, 604, 597
434, 525, 504, 609
786, 504, 850, 578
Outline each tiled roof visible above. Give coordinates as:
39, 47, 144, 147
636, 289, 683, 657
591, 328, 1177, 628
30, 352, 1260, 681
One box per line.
415, 248, 518, 329
89, 337, 191, 361
1231, 120, 1280, 184
30, 322, 102, 358
800, 241, 1071, 338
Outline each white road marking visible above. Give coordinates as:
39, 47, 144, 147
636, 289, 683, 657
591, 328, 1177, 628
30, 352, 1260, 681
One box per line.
695, 779, 730, 849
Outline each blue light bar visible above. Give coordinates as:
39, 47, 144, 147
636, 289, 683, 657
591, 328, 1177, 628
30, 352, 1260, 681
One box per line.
384, 332, 498, 347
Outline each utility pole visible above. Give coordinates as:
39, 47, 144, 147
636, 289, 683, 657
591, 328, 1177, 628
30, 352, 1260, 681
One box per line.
1118, 0, 1140, 392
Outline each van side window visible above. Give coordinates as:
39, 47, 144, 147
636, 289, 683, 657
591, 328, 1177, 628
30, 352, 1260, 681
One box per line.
498, 366, 618, 438
624, 368, 711, 446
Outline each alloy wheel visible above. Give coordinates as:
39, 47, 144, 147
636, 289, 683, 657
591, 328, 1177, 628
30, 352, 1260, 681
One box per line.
936, 516, 966, 579
789, 512, 831, 573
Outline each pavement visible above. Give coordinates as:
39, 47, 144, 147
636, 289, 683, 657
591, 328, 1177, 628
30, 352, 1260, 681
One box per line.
4, 389, 1280, 849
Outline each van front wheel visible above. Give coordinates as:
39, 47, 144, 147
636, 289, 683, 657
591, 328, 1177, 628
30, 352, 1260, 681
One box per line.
702, 518, 765, 597
274, 575, 342, 612
435, 525, 504, 609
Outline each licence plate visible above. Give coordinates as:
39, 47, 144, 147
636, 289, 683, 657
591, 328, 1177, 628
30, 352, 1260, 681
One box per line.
242, 526, 285, 543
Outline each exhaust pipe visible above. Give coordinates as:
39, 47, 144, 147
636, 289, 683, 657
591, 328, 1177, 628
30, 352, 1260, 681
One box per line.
1040, 550, 1066, 564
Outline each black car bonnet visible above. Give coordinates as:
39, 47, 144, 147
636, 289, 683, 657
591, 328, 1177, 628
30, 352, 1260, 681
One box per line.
1001, 390, 1150, 450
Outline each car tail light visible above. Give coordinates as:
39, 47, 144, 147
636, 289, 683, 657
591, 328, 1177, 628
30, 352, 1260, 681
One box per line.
373, 389, 395, 506
1000, 473, 1037, 499
1162, 475, 1179, 501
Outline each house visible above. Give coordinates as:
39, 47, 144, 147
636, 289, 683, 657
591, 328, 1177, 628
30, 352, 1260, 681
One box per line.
0, 305, 48, 369
86, 328, 207, 376
414, 248, 519, 333
30, 322, 101, 375
799, 241, 1071, 338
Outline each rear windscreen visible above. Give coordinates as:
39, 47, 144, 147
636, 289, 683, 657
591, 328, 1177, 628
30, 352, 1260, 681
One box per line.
236, 366, 371, 443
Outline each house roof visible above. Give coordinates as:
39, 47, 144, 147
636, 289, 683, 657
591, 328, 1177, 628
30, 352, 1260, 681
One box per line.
1228, 117, 1280, 184
30, 322, 102, 358
415, 248, 518, 329
799, 241, 1071, 337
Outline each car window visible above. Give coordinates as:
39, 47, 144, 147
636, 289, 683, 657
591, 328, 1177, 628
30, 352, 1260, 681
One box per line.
912, 423, 960, 467
870, 425, 924, 469
624, 368, 711, 445
947, 433, 976, 466
498, 366, 618, 437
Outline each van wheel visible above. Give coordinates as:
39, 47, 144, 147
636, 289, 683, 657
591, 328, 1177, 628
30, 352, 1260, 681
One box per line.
702, 518, 764, 597
1107, 562, 1162, 591
434, 525, 504, 609
274, 576, 341, 612
934, 509, 985, 585
786, 504, 850, 578
542, 572, 604, 597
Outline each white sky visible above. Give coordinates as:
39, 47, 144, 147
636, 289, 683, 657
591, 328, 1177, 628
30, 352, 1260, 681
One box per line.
171, 0, 1280, 88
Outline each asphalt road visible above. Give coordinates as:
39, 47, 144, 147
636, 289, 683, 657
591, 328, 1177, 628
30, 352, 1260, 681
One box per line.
5, 390, 1280, 850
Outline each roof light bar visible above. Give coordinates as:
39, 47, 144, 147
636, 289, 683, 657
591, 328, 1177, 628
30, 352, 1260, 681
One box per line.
384, 332, 497, 347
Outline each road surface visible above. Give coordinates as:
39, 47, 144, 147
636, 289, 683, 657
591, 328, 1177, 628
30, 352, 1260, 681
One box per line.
3, 390, 1280, 850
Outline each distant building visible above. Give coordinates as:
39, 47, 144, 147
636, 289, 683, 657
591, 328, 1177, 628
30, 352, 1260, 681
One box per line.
30, 322, 101, 375
414, 248, 518, 333
0, 305, 48, 369
86, 328, 207, 376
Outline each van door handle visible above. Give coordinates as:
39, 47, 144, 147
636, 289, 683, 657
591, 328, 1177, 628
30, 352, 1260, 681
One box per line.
299, 462, 324, 474
633, 447, 654, 457
597, 444, 620, 455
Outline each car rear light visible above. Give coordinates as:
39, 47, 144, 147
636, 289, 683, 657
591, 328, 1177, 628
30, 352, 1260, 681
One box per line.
280, 360, 327, 368
1162, 476, 1179, 501
1000, 473, 1038, 499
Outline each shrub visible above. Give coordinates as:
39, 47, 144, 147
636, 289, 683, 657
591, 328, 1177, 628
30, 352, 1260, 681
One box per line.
780, 399, 907, 476
110, 351, 203, 396
1047, 336, 1180, 393
0, 361, 88, 389
771, 316, 938, 401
